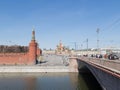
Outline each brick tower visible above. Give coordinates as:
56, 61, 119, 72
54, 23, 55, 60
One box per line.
28, 28, 37, 65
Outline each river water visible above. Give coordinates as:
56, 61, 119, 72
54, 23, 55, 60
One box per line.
0, 72, 102, 90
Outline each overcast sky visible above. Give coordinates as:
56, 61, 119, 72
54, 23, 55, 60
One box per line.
0, 0, 120, 49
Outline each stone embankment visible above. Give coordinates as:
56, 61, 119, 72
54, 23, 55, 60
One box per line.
0, 54, 72, 73
0, 66, 69, 73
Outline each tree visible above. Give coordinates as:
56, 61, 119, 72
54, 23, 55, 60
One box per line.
0, 45, 28, 53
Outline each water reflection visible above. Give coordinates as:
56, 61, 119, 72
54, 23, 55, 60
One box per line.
0, 73, 101, 90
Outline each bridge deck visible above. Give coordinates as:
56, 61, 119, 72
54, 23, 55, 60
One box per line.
78, 57, 120, 78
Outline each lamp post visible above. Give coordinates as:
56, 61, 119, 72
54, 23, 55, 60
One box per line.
86, 38, 88, 55
96, 28, 100, 53
81, 44, 83, 50
86, 38, 88, 51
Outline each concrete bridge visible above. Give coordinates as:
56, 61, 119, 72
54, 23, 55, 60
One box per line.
69, 57, 120, 90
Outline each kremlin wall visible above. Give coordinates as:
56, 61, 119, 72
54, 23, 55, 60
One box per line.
0, 29, 41, 65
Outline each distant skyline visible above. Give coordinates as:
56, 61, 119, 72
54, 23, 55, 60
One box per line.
0, 0, 120, 49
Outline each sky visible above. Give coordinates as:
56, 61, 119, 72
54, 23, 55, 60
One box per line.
0, 0, 120, 50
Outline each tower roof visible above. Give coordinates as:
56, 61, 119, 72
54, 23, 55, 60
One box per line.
31, 28, 35, 41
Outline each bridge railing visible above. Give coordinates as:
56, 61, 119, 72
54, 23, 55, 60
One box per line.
79, 57, 120, 72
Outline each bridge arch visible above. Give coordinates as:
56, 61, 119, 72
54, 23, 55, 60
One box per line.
76, 59, 103, 89
75, 58, 120, 90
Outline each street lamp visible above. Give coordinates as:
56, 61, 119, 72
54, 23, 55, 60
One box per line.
86, 38, 88, 51
96, 28, 100, 52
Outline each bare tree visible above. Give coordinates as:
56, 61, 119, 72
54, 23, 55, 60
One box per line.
0, 45, 28, 53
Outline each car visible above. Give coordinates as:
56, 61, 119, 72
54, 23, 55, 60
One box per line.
108, 53, 120, 60
96, 54, 103, 58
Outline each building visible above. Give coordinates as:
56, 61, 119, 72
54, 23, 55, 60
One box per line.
55, 40, 71, 54
100, 47, 120, 54
0, 29, 41, 65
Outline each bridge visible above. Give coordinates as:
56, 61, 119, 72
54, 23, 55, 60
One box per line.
69, 57, 120, 90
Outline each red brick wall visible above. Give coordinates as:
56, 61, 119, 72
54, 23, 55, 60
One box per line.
0, 41, 41, 65
37, 48, 42, 56
0, 53, 29, 65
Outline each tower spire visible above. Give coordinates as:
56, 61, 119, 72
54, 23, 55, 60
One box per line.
32, 27, 35, 41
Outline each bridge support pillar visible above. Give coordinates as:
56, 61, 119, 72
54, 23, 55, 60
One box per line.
69, 57, 78, 72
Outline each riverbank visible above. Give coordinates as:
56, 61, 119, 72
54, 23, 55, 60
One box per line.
0, 66, 70, 73
0, 54, 75, 73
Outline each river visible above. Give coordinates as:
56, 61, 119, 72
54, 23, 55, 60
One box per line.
0, 72, 102, 90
